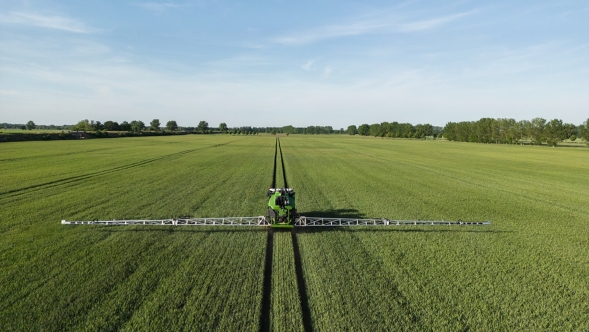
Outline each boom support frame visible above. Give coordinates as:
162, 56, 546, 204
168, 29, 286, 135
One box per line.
62, 216, 490, 227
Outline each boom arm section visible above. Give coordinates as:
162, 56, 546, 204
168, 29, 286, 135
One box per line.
62, 216, 269, 226
62, 216, 490, 226
295, 217, 490, 226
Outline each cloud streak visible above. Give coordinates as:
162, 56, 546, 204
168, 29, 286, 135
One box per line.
0, 11, 96, 33
138, 2, 182, 11
275, 20, 387, 45
274, 11, 475, 45
399, 11, 474, 32
301, 60, 314, 71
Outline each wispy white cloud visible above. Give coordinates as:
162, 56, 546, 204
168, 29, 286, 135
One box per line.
0, 11, 96, 33
274, 11, 475, 45
301, 60, 314, 71
138, 2, 182, 11
275, 20, 387, 45
399, 11, 474, 32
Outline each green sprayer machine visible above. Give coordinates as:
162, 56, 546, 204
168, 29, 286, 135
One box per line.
62, 138, 490, 228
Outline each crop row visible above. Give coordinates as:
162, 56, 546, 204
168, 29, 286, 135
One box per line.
270, 231, 304, 332
0, 229, 267, 331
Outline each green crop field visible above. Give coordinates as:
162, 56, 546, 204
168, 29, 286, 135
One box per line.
1, 135, 589, 331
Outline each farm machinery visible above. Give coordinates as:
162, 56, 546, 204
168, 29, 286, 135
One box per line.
61, 138, 490, 228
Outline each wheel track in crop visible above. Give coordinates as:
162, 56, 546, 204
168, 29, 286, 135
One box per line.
260, 138, 276, 331
263, 137, 312, 331
271, 138, 278, 188
259, 229, 273, 332
278, 138, 289, 188
291, 230, 313, 332
280, 138, 312, 330
270, 137, 290, 189
0, 141, 236, 201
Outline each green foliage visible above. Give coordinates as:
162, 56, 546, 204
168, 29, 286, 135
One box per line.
444, 117, 579, 145
119, 121, 131, 131
166, 120, 178, 131
581, 119, 589, 146
72, 119, 94, 131
219, 122, 228, 133
361, 122, 434, 138
197, 121, 209, 133
357, 124, 370, 136
103, 121, 120, 131
545, 118, 564, 146
129, 120, 145, 132
25, 120, 36, 130
282, 125, 295, 135
71, 120, 103, 131
346, 125, 357, 135
150, 119, 160, 131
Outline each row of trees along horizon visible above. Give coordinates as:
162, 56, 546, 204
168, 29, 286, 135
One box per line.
3, 117, 589, 146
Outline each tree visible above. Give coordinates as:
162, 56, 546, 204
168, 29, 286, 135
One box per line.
103, 121, 120, 131
93, 121, 103, 131
72, 119, 93, 131
369, 123, 381, 137
166, 120, 178, 131
282, 125, 295, 135
517, 120, 531, 145
358, 124, 370, 136
443, 122, 457, 141
25, 121, 36, 130
421, 123, 433, 137
563, 123, 577, 140
130, 120, 145, 132
119, 121, 131, 131
150, 119, 161, 131
545, 119, 564, 146
270, 129, 277, 135
581, 118, 589, 146
219, 122, 228, 133
197, 121, 209, 133
529, 118, 546, 145
347, 125, 357, 135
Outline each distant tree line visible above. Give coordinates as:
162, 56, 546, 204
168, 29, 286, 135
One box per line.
349, 122, 442, 138
4, 117, 589, 146
221, 125, 346, 135
444, 118, 589, 146
1, 121, 71, 131
66, 119, 213, 134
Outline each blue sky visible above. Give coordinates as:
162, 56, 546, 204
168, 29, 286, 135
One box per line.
1, 1, 588, 128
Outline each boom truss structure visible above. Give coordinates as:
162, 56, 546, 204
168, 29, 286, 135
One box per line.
61, 216, 490, 227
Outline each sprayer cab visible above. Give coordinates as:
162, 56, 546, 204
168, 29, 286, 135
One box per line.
267, 188, 297, 227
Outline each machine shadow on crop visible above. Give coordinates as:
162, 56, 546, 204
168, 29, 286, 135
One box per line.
93, 227, 268, 234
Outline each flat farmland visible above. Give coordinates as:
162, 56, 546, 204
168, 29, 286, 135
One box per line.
1, 135, 589, 330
